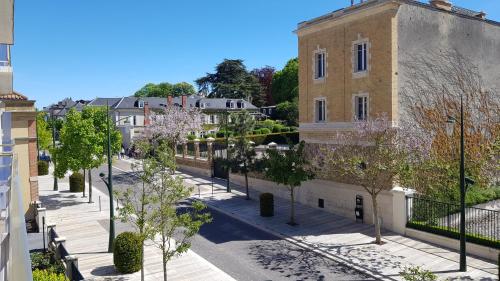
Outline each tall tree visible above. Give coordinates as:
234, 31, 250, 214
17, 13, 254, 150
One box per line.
275, 100, 298, 126
229, 111, 256, 200
271, 58, 298, 104
148, 143, 211, 281
195, 59, 261, 103
36, 111, 52, 151
134, 82, 195, 97
251, 66, 275, 107
263, 141, 314, 225
314, 115, 429, 244
400, 50, 499, 199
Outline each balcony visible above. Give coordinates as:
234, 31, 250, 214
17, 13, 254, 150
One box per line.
0, 44, 9, 67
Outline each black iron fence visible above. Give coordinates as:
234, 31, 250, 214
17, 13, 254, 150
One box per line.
406, 196, 500, 248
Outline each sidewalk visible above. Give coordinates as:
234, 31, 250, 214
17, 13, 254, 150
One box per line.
37, 169, 235, 281
175, 169, 498, 281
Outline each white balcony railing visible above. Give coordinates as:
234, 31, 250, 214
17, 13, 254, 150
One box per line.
0, 142, 32, 281
0, 45, 9, 67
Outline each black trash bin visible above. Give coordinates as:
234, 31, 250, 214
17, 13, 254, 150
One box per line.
260, 193, 274, 217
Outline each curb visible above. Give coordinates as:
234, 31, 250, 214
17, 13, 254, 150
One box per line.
187, 195, 392, 281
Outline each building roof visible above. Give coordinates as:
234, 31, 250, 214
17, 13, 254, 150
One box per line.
0, 91, 28, 100
88, 96, 258, 111
297, 0, 499, 31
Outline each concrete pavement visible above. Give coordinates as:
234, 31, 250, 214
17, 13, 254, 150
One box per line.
37, 167, 235, 281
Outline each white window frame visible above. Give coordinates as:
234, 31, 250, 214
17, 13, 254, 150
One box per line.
312, 47, 327, 82
352, 93, 369, 121
314, 97, 327, 123
210, 115, 216, 124
352, 36, 370, 78
138, 100, 144, 108
230, 101, 235, 109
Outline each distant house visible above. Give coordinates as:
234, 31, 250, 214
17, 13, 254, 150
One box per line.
44, 98, 89, 119
87, 95, 260, 149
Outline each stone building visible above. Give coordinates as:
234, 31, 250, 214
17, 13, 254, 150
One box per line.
297, 0, 500, 143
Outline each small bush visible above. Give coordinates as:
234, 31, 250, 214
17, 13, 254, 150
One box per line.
113, 232, 143, 274
280, 127, 291, 132
69, 172, 84, 192
187, 134, 196, 141
260, 193, 274, 217
400, 266, 437, 281
32, 269, 68, 281
272, 124, 284, 133
38, 161, 49, 176
30, 251, 65, 274
260, 128, 271, 134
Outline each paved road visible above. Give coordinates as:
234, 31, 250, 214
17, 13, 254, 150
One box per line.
88, 162, 372, 281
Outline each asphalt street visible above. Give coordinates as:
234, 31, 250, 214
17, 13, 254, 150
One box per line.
87, 162, 372, 281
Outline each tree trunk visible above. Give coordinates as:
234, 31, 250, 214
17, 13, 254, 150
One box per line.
371, 194, 382, 244
88, 169, 93, 203
244, 163, 249, 200
162, 236, 167, 281
141, 240, 145, 281
289, 186, 296, 225
82, 169, 86, 197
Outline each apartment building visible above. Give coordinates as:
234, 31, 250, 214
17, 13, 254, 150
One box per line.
297, 0, 500, 144
0, 0, 37, 280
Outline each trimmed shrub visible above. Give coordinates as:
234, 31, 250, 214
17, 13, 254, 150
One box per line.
69, 172, 84, 193
187, 134, 196, 141
113, 232, 143, 274
38, 161, 49, 176
272, 124, 284, 133
32, 269, 68, 281
280, 127, 291, 133
260, 193, 274, 217
260, 128, 271, 135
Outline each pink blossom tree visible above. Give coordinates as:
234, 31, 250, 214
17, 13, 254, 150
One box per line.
313, 114, 431, 244
145, 106, 203, 149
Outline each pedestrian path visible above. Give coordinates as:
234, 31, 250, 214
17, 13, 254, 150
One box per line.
175, 170, 498, 281
37, 169, 235, 281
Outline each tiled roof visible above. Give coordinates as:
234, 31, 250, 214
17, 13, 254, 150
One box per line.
0, 91, 28, 100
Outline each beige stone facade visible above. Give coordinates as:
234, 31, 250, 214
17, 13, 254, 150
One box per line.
297, 1, 399, 143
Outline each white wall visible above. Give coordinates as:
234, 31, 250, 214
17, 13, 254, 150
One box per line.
0, 0, 14, 44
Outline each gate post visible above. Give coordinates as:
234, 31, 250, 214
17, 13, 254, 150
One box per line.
391, 186, 414, 235
206, 137, 215, 163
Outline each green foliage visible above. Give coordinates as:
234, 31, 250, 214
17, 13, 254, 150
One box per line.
406, 221, 500, 249
272, 124, 284, 133
400, 266, 437, 281
113, 232, 143, 274
275, 100, 299, 126
32, 270, 68, 281
260, 128, 271, 135
38, 161, 49, 176
195, 59, 261, 103
30, 251, 65, 275
187, 134, 196, 141
36, 111, 52, 151
54, 107, 121, 179
271, 58, 298, 104
260, 193, 274, 217
134, 82, 195, 97
69, 172, 84, 192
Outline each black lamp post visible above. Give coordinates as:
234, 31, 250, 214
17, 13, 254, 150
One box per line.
225, 111, 231, 193
51, 113, 58, 191
445, 93, 475, 272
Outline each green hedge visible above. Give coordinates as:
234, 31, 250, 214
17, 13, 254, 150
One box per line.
32, 269, 68, 281
260, 193, 274, 217
38, 161, 49, 176
69, 172, 84, 192
406, 221, 500, 249
113, 232, 143, 274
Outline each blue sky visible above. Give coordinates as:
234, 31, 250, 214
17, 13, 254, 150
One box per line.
11, 0, 499, 108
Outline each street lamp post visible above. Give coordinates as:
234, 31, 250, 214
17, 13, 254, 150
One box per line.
446, 93, 475, 272
51, 113, 58, 191
225, 111, 231, 193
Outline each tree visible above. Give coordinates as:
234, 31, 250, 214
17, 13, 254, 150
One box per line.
134, 82, 196, 97
195, 59, 261, 103
400, 50, 499, 200
313, 115, 428, 244
275, 100, 298, 126
251, 66, 275, 106
148, 143, 211, 281
271, 58, 298, 104
146, 106, 202, 156
115, 140, 156, 281
263, 141, 314, 225
54, 107, 121, 202
36, 111, 52, 151
229, 110, 256, 200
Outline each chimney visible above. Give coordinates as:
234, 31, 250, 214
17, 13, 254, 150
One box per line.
167, 95, 173, 106
476, 11, 486, 20
143, 102, 150, 126
181, 95, 187, 108
429, 0, 452, 11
